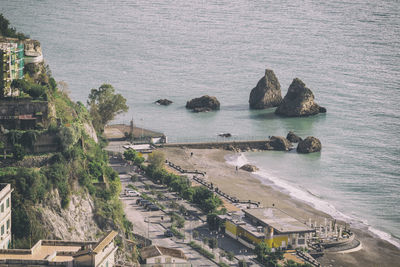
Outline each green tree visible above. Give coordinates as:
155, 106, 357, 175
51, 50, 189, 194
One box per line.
87, 84, 128, 132
0, 13, 28, 39
238, 260, 248, 267
208, 237, 218, 249
13, 144, 25, 161
147, 151, 165, 171
207, 213, 224, 231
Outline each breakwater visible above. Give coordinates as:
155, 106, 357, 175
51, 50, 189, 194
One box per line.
157, 140, 268, 151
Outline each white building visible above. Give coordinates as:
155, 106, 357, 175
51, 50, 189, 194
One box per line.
0, 184, 13, 249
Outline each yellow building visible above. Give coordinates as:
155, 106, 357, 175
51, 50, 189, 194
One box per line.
220, 208, 315, 250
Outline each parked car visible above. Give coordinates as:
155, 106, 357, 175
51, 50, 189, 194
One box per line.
125, 189, 139, 197
164, 229, 174, 237
140, 200, 151, 207
147, 204, 160, 211
144, 202, 154, 209
137, 199, 150, 206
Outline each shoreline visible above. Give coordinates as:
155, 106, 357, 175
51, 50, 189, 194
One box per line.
226, 152, 400, 250
160, 147, 400, 267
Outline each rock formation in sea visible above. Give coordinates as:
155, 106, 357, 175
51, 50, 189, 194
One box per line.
265, 136, 292, 151
155, 99, 173, 105
287, 131, 302, 143
275, 78, 326, 117
240, 164, 259, 172
186, 95, 220, 112
297, 136, 322, 153
249, 69, 282, 109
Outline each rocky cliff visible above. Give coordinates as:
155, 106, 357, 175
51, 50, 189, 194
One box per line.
38, 187, 101, 240
275, 78, 326, 117
249, 69, 282, 109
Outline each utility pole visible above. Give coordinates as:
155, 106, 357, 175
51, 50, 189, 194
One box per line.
147, 216, 149, 247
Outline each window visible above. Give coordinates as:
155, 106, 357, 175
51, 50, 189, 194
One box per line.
155, 258, 161, 263
0, 204, 3, 213
166, 257, 172, 263
6, 198, 9, 208
6, 219, 10, 230
1, 225, 4, 235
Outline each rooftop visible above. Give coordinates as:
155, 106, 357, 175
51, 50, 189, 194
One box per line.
244, 208, 314, 234
0, 231, 117, 263
141, 245, 187, 260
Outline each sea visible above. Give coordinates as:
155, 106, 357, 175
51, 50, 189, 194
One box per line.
2, 0, 399, 248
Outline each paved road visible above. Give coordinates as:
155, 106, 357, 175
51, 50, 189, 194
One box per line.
118, 172, 218, 267
109, 155, 260, 266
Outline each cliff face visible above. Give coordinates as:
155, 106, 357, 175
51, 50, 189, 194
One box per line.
38, 187, 101, 240
249, 69, 282, 109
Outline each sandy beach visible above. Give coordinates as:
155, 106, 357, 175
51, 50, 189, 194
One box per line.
160, 147, 400, 267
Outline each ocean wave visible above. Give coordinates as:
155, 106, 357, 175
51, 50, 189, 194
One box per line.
225, 152, 400, 249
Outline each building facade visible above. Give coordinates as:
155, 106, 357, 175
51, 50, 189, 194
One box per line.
0, 184, 13, 249
0, 42, 24, 95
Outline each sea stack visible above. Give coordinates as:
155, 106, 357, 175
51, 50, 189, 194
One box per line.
275, 78, 326, 117
249, 69, 282, 109
297, 136, 322, 153
186, 95, 220, 112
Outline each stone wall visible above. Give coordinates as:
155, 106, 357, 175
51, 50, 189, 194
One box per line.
0, 99, 50, 129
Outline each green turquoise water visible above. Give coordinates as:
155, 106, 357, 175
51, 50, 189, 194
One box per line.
2, 0, 399, 247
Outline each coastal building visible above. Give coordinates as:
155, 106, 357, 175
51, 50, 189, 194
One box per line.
140, 245, 189, 266
0, 42, 24, 95
0, 230, 118, 266
0, 37, 43, 97
219, 207, 315, 250
0, 184, 13, 250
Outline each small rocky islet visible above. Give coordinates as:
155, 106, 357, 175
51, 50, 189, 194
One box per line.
185, 95, 220, 112
155, 99, 173, 105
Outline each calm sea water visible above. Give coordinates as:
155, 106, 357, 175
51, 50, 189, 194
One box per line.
2, 0, 399, 246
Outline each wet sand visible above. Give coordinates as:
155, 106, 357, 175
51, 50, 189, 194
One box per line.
160, 147, 400, 267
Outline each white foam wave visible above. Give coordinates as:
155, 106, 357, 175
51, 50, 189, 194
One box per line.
225, 152, 400, 249
225, 152, 249, 167
368, 226, 400, 249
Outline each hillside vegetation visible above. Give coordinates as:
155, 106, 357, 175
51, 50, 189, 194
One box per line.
0, 15, 134, 260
